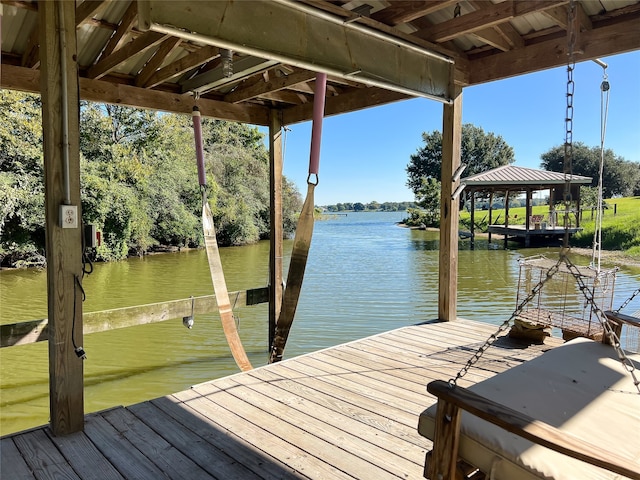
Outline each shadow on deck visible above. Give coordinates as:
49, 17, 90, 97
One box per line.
1, 319, 562, 480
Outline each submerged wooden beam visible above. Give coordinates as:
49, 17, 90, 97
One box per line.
0, 288, 269, 348
40, 0, 84, 435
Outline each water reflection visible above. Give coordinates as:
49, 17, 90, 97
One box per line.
1, 211, 638, 435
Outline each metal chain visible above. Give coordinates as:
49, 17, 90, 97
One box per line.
616, 287, 640, 313
562, 255, 640, 392
563, 0, 577, 249
449, 259, 562, 387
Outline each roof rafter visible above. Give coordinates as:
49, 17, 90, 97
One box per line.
135, 36, 182, 88
87, 31, 166, 80
469, 16, 640, 85
370, 0, 457, 25
415, 0, 568, 43
75, 0, 104, 27
143, 45, 220, 89
95, 1, 138, 63
224, 69, 317, 104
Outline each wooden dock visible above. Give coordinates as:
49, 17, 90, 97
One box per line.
1, 319, 562, 479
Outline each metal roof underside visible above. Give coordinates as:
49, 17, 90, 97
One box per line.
2, 0, 640, 125
463, 165, 593, 188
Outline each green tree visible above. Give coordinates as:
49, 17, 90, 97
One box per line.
0, 91, 45, 266
540, 142, 639, 198
406, 124, 514, 195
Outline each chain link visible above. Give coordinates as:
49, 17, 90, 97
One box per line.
563, 256, 640, 392
615, 287, 640, 313
449, 260, 562, 387
563, 0, 577, 249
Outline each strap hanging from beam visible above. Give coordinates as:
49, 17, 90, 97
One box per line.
193, 105, 253, 371
270, 73, 327, 363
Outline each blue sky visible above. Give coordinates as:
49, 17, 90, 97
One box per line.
277, 50, 639, 206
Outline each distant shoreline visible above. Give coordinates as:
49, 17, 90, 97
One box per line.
397, 223, 640, 268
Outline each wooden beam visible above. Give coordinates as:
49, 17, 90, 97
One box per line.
96, 0, 137, 62
269, 110, 284, 350
469, 18, 640, 85
87, 30, 165, 80
39, 0, 84, 435
283, 86, 409, 125
415, 0, 567, 43
438, 81, 462, 322
225, 69, 316, 104
142, 45, 219, 89
370, 0, 458, 25
75, 0, 104, 27
0, 289, 269, 348
1, 64, 271, 125
472, 27, 512, 51
21, 18, 40, 68
134, 36, 182, 87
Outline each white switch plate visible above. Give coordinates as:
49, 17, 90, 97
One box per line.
60, 205, 78, 229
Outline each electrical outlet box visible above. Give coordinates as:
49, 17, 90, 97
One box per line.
60, 205, 78, 229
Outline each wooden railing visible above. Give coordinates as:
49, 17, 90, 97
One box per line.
0, 287, 269, 348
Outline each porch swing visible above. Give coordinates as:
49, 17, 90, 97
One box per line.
418, 3, 640, 479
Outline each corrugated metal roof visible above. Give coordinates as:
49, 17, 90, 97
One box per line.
463, 165, 592, 186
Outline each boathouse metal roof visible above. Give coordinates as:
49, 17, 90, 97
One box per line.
462, 165, 593, 189
2, 0, 640, 124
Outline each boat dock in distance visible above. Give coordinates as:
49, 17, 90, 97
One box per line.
2, 319, 561, 479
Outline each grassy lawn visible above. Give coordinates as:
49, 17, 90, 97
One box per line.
459, 196, 640, 258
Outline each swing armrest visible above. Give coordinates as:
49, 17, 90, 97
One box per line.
426, 380, 640, 480
605, 310, 640, 328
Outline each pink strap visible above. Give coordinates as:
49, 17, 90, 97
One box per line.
192, 106, 206, 187
308, 73, 327, 177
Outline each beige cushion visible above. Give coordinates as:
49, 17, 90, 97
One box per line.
418, 338, 640, 479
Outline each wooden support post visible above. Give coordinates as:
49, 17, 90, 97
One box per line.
268, 110, 284, 349
488, 191, 493, 244
469, 190, 475, 250
504, 189, 510, 249
525, 189, 531, 247
40, 0, 84, 435
438, 84, 462, 322
428, 399, 462, 480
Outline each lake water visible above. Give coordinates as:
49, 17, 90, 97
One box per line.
1, 211, 639, 435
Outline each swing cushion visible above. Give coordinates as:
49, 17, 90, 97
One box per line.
418, 338, 640, 479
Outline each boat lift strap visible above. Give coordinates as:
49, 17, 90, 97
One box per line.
270, 73, 327, 363
193, 105, 253, 372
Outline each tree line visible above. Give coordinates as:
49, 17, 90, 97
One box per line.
0, 91, 302, 267
405, 123, 640, 227
322, 201, 415, 212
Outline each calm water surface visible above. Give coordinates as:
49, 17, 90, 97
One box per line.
1, 211, 639, 434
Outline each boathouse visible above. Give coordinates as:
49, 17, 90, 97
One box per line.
1, 1, 639, 479
462, 165, 592, 247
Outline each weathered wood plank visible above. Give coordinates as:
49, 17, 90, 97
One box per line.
128, 401, 278, 479
169, 391, 349, 479
13, 430, 81, 480
83, 413, 167, 479
242, 368, 426, 468
149, 396, 308, 480
189, 381, 393, 479
0, 438, 36, 479
1, 288, 268, 348
209, 375, 421, 478
101, 407, 214, 480
47, 430, 125, 480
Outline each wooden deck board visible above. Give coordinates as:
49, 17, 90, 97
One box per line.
1, 319, 565, 480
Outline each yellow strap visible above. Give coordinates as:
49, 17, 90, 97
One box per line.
270, 183, 315, 363
202, 198, 253, 371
